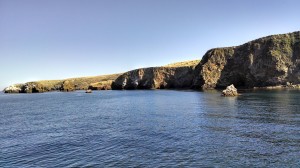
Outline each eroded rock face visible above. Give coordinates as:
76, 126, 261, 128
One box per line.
88, 80, 113, 90
112, 66, 195, 90
193, 48, 235, 89
60, 80, 75, 92
221, 84, 238, 96
4, 83, 46, 93
193, 31, 300, 89
4, 84, 22, 93
22, 82, 46, 93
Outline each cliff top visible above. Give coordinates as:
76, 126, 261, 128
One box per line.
163, 60, 200, 67
209, 31, 300, 51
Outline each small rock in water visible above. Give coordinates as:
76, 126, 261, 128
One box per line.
85, 89, 92, 93
221, 84, 238, 96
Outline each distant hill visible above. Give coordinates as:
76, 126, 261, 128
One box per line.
4, 60, 199, 93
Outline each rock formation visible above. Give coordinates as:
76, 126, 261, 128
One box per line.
221, 84, 238, 96
88, 80, 114, 90
193, 31, 300, 89
22, 82, 46, 93
85, 89, 92, 93
111, 66, 195, 90
4, 83, 46, 93
60, 80, 75, 92
4, 84, 22, 93
113, 31, 300, 91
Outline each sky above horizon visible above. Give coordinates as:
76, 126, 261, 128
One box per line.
1, 0, 300, 90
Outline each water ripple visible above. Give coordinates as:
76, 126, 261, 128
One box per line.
0, 90, 299, 167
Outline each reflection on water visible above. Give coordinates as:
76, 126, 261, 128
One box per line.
0, 90, 299, 167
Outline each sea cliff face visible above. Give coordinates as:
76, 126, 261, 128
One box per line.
4, 31, 300, 93
112, 66, 195, 90
3, 74, 120, 93
193, 31, 300, 89
4, 83, 47, 93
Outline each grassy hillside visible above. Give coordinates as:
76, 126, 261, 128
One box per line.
34, 60, 200, 90
4, 59, 201, 93
30, 73, 121, 91
163, 60, 200, 67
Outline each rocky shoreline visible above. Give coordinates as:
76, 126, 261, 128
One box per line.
253, 84, 300, 90
4, 31, 300, 93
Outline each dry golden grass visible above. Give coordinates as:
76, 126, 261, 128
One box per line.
15, 60, 201, 91
31, 73, 121, 90
163, 60, 200, 67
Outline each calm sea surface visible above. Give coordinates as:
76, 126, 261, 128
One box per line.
0, 90, 299, 167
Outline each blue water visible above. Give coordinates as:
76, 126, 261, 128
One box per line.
0, 90, 299, 167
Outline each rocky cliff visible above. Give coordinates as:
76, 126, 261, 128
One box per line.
4, 31, 300, 93
4, 83, 47, 93
193, 31, 300, 89
113, 31, 300, 90
4, 74, 120, 93
88, 80, 114, 90
112, 66, 196, 90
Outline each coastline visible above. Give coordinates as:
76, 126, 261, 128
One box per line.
4, 31, 300, 94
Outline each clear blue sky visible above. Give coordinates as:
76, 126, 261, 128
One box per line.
0, 0, 299, 89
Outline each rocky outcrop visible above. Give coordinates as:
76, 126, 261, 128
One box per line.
193, 48, 235, 89
193, 31, 300, 89
4, 82, 46, 93
88, 80, 114, 90
112, 66, 195, 90
4, 84, 22, 93
85, 89, 92, 93
22, 82, 46, 93
221, 84, 238, 96
253, 82, 300, 89
60, 80, 75, 92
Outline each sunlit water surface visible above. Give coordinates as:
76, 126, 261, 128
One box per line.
0, 90, 299, 167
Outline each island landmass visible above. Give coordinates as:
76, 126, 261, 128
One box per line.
4, 31, 300, 93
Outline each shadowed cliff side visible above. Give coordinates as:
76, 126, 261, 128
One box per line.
111, 66, 196, 90
193, 31, 300, 89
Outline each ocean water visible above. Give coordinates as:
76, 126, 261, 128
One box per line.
0, 90, 299, 167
